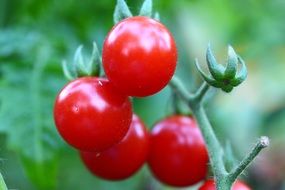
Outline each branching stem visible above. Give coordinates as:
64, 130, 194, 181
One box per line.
228, 136, 269, 182
192, 82, 210, 102
169, 76, 269, 190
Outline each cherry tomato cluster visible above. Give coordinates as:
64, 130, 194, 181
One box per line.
53, 16, 251, 189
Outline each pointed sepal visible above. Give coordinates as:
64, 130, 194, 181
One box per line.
195, 45, 248, 93
62, 43, 102, 80
87, 42, 101, 76
62, 60, 75, 81
113, 0, 132, 24
195, 59, 221, 88
206, 44, 225, 81
139, 0, 153, 17
224, 45, 238, 79
154, 12, 160, 21
74, 45, 88, 77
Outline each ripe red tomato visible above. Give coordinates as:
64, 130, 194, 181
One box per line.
54, 77, 132, 151
199, 179, 251, 190
80, 114, 149, 180
102, 16, 177, 97
148, 115, 208, 187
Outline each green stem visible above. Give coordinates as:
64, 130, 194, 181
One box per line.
191, 104, 227, 180
0, 172, 8, 190
228, 136, 269, 182
192, 82, 210, 102
170, 77, 227, 179
169, 76, 192, 102
169, 76, 269, 190
171, 92, 180, 114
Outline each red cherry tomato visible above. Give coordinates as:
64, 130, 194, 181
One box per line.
80, 114, 149, 180
102, 16, 177, 97
148, 115, 208, 187
199, 179, 251, 190
54, 77, 132, 151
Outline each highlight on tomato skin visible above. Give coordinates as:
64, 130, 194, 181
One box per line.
102, 16, 177, 97
148, 115, 209, 187
198, 179, 251, 190
53, 77, 133, 152
80, 114, 149, 180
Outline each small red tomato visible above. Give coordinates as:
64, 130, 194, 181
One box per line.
102, 16, 177, 97
199, 179, 251, 190
54, 77, 132, 151
148, 115, 208, 187
80, 114, 149, 180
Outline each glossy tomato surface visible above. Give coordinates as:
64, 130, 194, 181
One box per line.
199, 179, 251, 190
148, 115, 208, 187
80, 114, 149, 180
54, 77, 132, 151
103, 16, 177, 97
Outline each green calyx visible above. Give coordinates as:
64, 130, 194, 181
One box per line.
114, 0, 133, 24
113, 0, 160, 24
62, 42, 101, 80
195, 44, 247, 93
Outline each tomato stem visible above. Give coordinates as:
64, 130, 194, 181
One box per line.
168, 76, 192, 102
192, 81, 210, 102
170, 76, 227, 178
191, 104, 227, 178
228, 136, 269, 182
169, 76, 269, 190
0, 172, 8, 190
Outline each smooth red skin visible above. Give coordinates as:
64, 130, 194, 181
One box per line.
80, 114, 149, 180
199, 179, 251, 190
103, 16, 177, 97
54, 77, 132, 151
148, 115, 209, 187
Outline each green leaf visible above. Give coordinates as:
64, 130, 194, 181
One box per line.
139, 0, 153, 17
21, 154, 58, 190
113, 0, 132, 24
0, 30, 62, 189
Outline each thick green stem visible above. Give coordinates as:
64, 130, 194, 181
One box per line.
0, 172, 8, 190
191, 104, 227, 180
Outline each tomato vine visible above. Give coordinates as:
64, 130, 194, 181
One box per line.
53, 0, 270, 189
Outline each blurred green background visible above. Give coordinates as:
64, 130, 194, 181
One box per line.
0, 0, 285, 189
